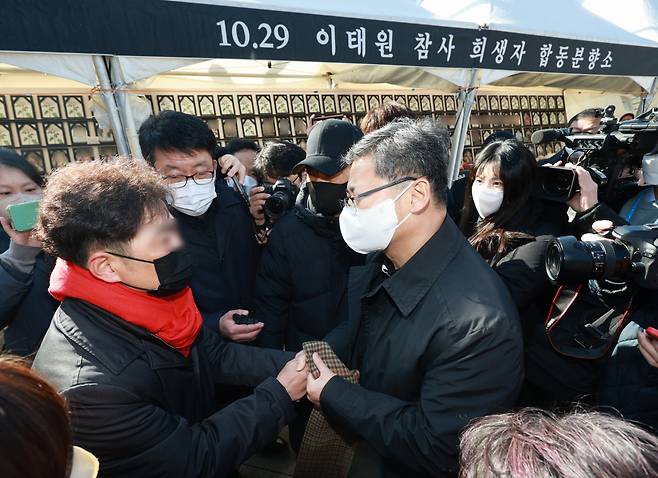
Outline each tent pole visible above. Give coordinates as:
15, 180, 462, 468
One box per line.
448, 69, 478, 186
110, 57, 144, 161
92, 55, 130, 157
637, 77, 658, 116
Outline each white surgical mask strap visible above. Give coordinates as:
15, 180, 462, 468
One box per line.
393, 181, 415, 202
392, 181, 415, 228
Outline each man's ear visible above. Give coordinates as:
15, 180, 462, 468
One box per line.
409, 179, 431, 214
87, 252, 123, 284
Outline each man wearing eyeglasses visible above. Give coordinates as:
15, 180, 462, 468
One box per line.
139, 111, 261, 342
306, 118, 524, 477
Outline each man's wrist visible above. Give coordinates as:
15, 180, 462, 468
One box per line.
318, 375, 343, 408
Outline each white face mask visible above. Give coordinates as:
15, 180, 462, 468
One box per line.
169, 180, 217, 216
339, 183, 413, 254
225, 175, 258, 195
472, 183, 504, 219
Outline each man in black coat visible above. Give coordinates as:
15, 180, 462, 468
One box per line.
138, 111, 263, 343
253, 119, 365, 352
32, 159, 307, 477
306, 119, 524, 477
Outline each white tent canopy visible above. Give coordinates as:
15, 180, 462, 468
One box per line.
3, 0, 658, 166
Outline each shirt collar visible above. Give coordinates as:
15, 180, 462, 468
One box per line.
365, 216, 464, 317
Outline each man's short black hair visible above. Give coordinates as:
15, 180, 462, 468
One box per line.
36, 158, 170, 266
225, 139, 261, 155
567, 108, 604, 127
253, 141, 306, 182
138, 111, 217, 166
344, 118, 450, 204
482, 130, 514, 148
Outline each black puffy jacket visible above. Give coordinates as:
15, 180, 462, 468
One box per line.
253, 194, 364, 352
33, 299, 295, 477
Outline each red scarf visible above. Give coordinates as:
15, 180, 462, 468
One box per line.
49, 259, 202, 357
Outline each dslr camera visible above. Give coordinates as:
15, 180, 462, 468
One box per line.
263, 178, 299, 221
546, 224, 658, 289
534, 106, 658, 209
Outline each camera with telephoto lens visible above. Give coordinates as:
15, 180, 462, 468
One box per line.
533, 106, 658, 209
546, 224, 658, 289
263, 178, 299, 221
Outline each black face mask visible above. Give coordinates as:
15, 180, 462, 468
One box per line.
106, 248, 194, 297
308, 181, 348, 216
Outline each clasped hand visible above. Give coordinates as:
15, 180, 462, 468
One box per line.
276, 352, 336, 405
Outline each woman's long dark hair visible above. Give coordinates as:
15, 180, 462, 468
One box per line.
0, 148, 44, 187
459, 139, 539, 259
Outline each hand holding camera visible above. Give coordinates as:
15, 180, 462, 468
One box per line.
249, 186, 270, 226
566, 165, 600, 213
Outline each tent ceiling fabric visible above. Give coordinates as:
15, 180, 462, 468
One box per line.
0, 52, 97, 87
490, 72, 649, 95
126, 59, 651, 95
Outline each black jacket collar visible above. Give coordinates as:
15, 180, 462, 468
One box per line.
364, 216, 463, 317
55, 299, 191, 375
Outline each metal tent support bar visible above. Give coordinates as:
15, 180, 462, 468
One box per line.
110, 57, 144, 161
92, 55, 130, 157
448, 69, 478, 186
638, 77, 658, 116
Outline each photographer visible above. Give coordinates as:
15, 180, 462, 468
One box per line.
252, 119, 364, 351
521, 222, 658, 419
566, 153, 657, 237
0, 149, 58, 356
248, 141, 306, 231
224, 138, 260, 176
459, 140, 567, 318
568, 108, 604, 133
32, 159, 307, 477
223, 139, 261, 195
138, 111, 260, 342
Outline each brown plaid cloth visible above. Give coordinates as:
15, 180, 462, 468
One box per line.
294, 341, 359, 478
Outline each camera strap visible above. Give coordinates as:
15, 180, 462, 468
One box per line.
545, 285, 635, 360
625, 188, 651, 222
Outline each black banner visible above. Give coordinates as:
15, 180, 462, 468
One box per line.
3, 0, 658, 76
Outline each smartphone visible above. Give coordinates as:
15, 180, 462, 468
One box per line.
646, 327, 658, 340
7, 200, 40, 232
233, 313, 258, 326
